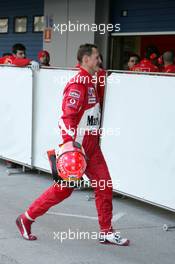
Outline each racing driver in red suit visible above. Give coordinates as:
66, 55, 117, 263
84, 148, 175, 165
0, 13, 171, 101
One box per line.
16, 43, 129, 246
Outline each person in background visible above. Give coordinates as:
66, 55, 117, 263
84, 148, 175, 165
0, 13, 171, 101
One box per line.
161, 51, 175, 73
0, 43, 39, 71
131, 46, 159, 72
12, 43, 27, 59
147, 46, 160, 67
38, 50, 50, 66
127, 54, 140, 70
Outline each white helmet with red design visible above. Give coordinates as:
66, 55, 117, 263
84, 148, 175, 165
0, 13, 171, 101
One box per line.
56, 141, 87, 182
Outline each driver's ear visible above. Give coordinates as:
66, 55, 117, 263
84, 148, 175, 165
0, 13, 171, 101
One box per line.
83, 55, 89, 64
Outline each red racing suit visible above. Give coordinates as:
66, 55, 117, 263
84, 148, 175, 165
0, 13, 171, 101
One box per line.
26, 67, 113, 234
75, 63, 106, 108
0, 55, 31, 66
131, 58, 159, 72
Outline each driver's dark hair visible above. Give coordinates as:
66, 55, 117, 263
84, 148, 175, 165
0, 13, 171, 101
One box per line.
77, 43, 98, 63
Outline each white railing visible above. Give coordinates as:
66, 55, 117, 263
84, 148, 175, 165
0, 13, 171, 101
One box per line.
0, 65, 175, 211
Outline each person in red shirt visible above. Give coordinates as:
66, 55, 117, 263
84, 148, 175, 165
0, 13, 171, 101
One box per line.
16, 43, 129, 246
161, 51, 175, 73
131, 46, 159, 72
0, 43, 39, 70
38, 50, 50, 66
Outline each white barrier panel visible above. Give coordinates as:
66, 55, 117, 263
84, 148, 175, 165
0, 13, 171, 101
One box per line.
0, 66, 33, 165
101, 72, 175, 211
32, 68, 77, 171
1, 66, 175, 211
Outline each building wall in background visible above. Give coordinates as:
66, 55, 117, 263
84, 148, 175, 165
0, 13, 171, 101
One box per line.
44, 0, 95, 67
43, 0, 68, 67
94, 0, 110, 68
111, 0, 175, 33
0, 0, 44, 60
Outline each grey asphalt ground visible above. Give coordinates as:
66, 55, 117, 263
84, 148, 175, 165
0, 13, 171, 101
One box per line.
0, 159, 175, 264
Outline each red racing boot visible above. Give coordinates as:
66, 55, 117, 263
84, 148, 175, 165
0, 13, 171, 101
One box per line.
16, 214, 37, 240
